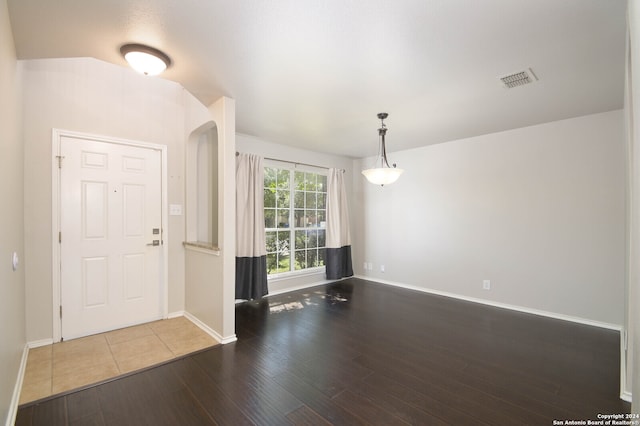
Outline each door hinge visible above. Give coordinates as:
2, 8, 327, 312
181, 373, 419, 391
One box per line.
59, 305, 62, 319
56, 155, 64, 169
59, 231, 62, 243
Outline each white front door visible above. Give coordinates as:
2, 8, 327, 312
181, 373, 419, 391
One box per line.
59, 136, 163, 340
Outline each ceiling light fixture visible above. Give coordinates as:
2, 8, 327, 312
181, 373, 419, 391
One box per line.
120, 43, 171, 76
362, 113, 404, 186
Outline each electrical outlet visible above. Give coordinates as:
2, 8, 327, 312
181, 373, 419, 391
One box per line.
367, 262, 372, 271
380, 264, 385, 273
483, 280, 491, 290
363, 262, 368, 270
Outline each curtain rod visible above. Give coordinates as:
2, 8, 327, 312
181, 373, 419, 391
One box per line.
236, 152, 344, 172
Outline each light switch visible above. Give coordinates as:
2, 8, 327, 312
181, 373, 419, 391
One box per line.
169, 204, 183, 216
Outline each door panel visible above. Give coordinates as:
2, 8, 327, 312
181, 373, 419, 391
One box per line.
60, 136, 163, 340
123, 254, 145, 300
82, 256, 108, 307
82, 181, 108, 239
123, 184, 145, 237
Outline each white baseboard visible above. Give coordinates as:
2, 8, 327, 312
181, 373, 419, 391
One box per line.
354, 275, 622, 331
183, 311, 237, 345
218, 334, 238, 344
267, 274, 623, 330
6, 344, 29, 426
267, 278, 343, 297
27, 338, 54, 349
619, 329, 632, 402
167, 310, 185, 319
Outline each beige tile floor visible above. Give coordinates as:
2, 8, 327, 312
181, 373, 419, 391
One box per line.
19, 316, 218, 405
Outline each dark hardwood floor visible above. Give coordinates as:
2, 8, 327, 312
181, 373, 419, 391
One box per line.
16, 278, 630, 425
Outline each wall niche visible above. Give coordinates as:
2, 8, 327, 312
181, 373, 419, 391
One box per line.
185, 122, 219, 250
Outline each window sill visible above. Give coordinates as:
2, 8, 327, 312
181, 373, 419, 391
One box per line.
183, 241, 221, 256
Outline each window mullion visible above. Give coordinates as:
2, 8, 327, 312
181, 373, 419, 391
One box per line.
289, 169, 295, 272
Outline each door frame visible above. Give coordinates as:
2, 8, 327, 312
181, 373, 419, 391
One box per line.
51, 129, 169, 342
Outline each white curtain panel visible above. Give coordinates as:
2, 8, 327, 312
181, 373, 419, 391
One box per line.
325, 168, 354, 279
235, 153, 268, 300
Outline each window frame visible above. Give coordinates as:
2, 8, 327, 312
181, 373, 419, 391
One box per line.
264, 162, 327, 278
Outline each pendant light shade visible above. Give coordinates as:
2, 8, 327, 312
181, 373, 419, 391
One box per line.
120, 43, 171, 76
362, 167, 404, 186
362, 113, 404, 186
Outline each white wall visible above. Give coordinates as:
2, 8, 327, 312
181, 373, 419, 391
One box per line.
0, 0, 25, 423
236, 133, 355, 294
20, 57, 203, 342
354, 110, 626, 327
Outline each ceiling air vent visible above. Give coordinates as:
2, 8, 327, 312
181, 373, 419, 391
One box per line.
499, 68, 538, 89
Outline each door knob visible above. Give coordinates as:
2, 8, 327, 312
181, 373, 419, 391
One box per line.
147, 240, 160, 246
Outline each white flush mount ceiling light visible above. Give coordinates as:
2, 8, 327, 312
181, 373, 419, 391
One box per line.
120, 43, 171, 76
362, 113, 404, 186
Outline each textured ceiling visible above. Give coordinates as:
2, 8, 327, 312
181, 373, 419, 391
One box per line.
7, 0, 627, 158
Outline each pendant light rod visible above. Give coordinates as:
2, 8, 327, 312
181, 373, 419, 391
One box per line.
377, 112, 393, 169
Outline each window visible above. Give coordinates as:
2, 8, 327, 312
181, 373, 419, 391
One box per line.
264, 167, 327, 275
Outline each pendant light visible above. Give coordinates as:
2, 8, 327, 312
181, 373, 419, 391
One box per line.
362, 113, 404, 186
120, 43, 171, 76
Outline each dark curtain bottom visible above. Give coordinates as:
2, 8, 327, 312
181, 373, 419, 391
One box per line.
235, 256, 268, 300
325, 246, 354, 280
